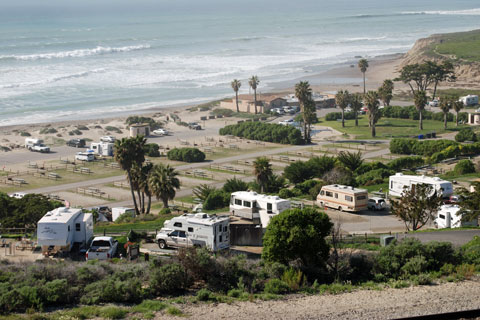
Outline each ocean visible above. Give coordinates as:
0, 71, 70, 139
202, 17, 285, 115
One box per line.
1, 0, 480, 126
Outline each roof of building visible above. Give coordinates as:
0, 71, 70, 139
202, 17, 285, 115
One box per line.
38, 207, 83, 224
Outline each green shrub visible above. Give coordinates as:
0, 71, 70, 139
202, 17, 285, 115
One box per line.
309, 183, 324, 200
39, 127, 57, 134
387, 156, 424, 171
212, 108, 234, 117
454, 159, 476, 175
150, 263, 189, 295
219, 122, 303, 145
412, 273, 432, 285
325, 112, 356, 121
68, 129, 82, 136
159, 208, 171, 215
455, 128, 477, 142
390, 280, 410, 289
99, 307, 128, 320
280, 268, 305, 292
166, 306, 183, 316
132, 300, 168, 313
263, 279, 289, 294
125, 116, 161, 130
144, 143, 160, 157
222, 177, 249, 193
167, 148, 206, 162
284, 161, 313, 184
355, 161, 387, 175
77, 125, 89, 131
196, 288, 215, 302
356, 168, 394, 186
440, 263, 456, 276
307, 156, 336, 178
401, 256, 428, 277
203, 190, 229, 210
278, 188, 294, 199
105, 126, 122, 133
20, 131, 31, 136
461, 236, 480, 265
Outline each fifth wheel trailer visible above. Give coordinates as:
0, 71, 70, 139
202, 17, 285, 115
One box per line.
389, 173, 453, 198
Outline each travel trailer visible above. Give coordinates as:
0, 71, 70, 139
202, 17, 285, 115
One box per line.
90, 142, 114, 157
459, 95, 479, 106
37, 207, 93, 254
389, 173, 453, 198
229, 191, 291, 228
112, 207, 135, 221
317, 185, 368, 212
156, 213, 230, 251
434, 204, 478, 229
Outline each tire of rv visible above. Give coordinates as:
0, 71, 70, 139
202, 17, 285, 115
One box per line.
158, 240, 167, 249
338, 206, 343, 212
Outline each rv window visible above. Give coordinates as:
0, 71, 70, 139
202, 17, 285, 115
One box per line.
391, 181, 393, 188
243, 201, 251, 208
219, 235, 223, 242
188, 227, 193, 232
267, 203, 273, 213
68, 226, 70, 232
356, 195, 367, 200
173, 222, 182, 227
326, 191, 333, 197
75, 223, 81, 231
178, 231, 186, 238
335, 193, 338, 199
345, 195, 353, 202
320, 190, 324, 196
224, 226, 228, 232
235, 199, 242, 206
439, 214, 445, 220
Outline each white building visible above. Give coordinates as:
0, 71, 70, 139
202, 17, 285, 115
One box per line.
389, 173, 453, 198
37, 207, 93, 253
229, 191, 291, 228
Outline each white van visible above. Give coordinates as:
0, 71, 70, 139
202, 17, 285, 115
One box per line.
75, 152, 95, 162
317, 184, 368, 212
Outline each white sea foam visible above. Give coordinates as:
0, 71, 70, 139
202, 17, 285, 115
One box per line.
0, 45, 150, 61
402, 8, 480, 16
0, 69, 105, 89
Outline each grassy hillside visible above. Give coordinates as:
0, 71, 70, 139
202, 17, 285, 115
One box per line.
433, 29, 480, 62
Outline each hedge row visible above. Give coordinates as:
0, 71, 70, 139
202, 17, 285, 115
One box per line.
167, 148, 206, 162
325, 112, 357, 121
219, 122, 304, 145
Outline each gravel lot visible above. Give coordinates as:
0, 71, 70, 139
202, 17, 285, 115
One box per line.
161, 279, 480, 320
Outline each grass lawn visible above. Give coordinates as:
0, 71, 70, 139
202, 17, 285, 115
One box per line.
320, 116, 467, 140
362, 182, 388, 193
439, 172, 480, 182
433, 29, 480, 62
94, 214, 176, 233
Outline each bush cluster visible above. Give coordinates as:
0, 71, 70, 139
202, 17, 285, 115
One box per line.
144, 143, 160, 157
455, 128, 477, 142
325, 112, 357, 121
219, 122, 303, 145
125, 116, 162, 130
211, 108, 234, 117
381, 105, 454, 122
283, 156, 336, 184
454, 159, 476, 175
167, 148, 206, 162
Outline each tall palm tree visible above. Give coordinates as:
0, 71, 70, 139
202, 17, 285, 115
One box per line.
295, 81, 313, 143
414, 90, 427, 130
439, 98, 452, 130
249, 75, 260, 114
453, 100, 464, 127
148, 163, 180, 208
378, 79, 394, 107
364, 91, 380, 138
253, 157, 273, 193
139, 162, 153, 214
335, 90, 350, 128
350, 93, 363, 127
114, 136, 146, 216
358, 58, 369, 95
231, 79, 241, 113
337, 150, 364, 172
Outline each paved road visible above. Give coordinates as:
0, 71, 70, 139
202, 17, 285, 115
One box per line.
400, 229, 480, 246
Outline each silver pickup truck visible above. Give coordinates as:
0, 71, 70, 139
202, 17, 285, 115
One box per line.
30, 144, 50, 153
86, 236, 118, 260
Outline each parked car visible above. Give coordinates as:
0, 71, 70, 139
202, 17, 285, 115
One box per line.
30, 143, 50, 153
367, 197, 387, 211
66, 138, 86, 148
86, 236, 118, 261
188, 122, 201, 130
279, 119, 295, 126
153, 128, 169, 136
271, 108, 285, 115
428, 100, 439, 107
75, 152, 95, 162
9, 192, 27, 199
100, 136, 116, 143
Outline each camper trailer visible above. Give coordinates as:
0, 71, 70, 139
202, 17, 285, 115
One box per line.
389, 173, 453, 198
459, 95, 479, 106
90, 142, 114, 157
37, 207, 93, 254
316, 185, 368, 212
229, 191, 291, 228
155, 213, 230, 251
112, 207, 135, 221
434, 204, 478, 229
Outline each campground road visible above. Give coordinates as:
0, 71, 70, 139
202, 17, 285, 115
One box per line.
400, 229, 480, 246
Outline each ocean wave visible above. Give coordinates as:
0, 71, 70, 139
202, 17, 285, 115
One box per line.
402, 8, 480, 15
0, 69, 105, 89
0, 45, 151, 61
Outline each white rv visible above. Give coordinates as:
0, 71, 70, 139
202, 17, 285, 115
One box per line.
25, 138, 43, 149
317, 184, 368, 212
90, 142, 114, 157
37, 207, 93, 254
459, 95, 479, 106
156, 213, 230, 251
434, 204, 478, 229
389, 173, 453, 198
112, 207, 135, 221
229, 191, 291, 228
75, 152, 95, 162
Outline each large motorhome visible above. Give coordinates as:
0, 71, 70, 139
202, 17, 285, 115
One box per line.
229, 191, 291, 228
459, 95, 479, 106
389, 173, 453, 198
37, 207, 93, 255
434, 204, 478, 229
156, 213, 230, 251
316, 184, 368, 212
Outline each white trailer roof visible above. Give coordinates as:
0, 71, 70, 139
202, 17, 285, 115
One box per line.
322, 184, 367, 194
169, 213, 229, 226
231, 191, 288, 203
38, 207, 83, 224
391, 173, 451, 185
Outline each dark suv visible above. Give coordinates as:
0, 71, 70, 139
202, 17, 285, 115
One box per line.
66, 138, 86, 148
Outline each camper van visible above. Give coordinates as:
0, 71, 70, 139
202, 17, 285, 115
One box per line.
459, 95, 479, 106
317, 185, 368, 212
90, 142, 114, 157
37, 207, 93, 255
389, 173, 453, 198
75, 152, 95, 162
229, 191, 291, 228
434, 204, 478, 229
155, 213, 230, 251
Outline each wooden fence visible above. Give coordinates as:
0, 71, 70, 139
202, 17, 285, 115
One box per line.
210, 164, 248, 174
184, 170, 214, 180
76, 187, 111, 199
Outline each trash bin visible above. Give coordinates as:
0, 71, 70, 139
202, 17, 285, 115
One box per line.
144, 252, 149, 262
380, 235, 395, 247
432, 132, 436, 138
418, 134, 424, 140
426, 133, 431, 139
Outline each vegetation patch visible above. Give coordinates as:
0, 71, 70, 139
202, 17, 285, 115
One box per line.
220, 122, 303, 145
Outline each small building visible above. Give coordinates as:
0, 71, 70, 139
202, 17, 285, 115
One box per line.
283, 93, 335, 108
129, 123, 150, 137
467, 112, 480, 125
219, 94, 287, 114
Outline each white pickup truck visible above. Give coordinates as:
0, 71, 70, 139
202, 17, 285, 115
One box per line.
30, 143, 50, 153
86, 236, 118, 261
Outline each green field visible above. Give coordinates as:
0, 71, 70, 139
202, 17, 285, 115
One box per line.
433, 30, 480, 62
93, 214, 174, 233
320, 116, 467, 140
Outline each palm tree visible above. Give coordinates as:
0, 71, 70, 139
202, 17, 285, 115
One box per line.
378, 79, 394, 107
295, 81, 313, 143
139, 162, 153, 214
414, 90, 427, 130
358, 58, 369, 95
148, 163, 180, 208
231, 79, 241, 113
439, 98, 452, 130
253, 157, 273, 193
335, 90, 350, 128
249, 75, 260, 114
350, 93, 363, 127
453, 100, 464, 126
337, 150, 364, 172
364, 91, 380, 137
114, 136, 146, 215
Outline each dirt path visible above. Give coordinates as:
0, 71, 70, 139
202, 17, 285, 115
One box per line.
161, 279, 480, 320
